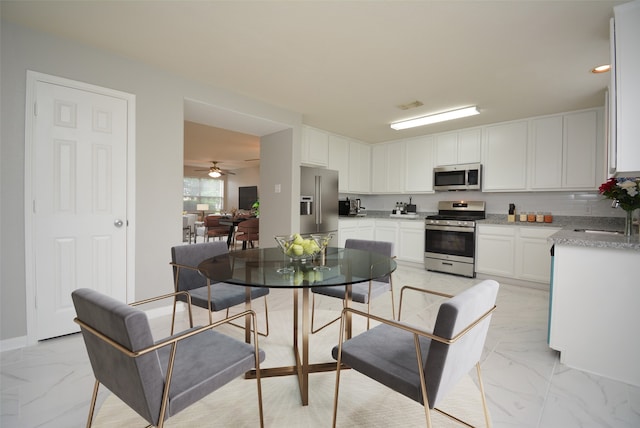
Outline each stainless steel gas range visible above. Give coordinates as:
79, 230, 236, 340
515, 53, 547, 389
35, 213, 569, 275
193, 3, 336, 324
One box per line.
424, 201, 486, 278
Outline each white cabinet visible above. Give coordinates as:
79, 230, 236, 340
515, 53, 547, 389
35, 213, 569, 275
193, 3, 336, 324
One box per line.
328, 135, 371, 194
434, 128, 481, 166
517, 227, 560, 283
404, 136, 435, 193
301, 126, 328, 167
328, 135, 350, 193
476, 225, 516, 277
348, 141, 371, 194
529, 115, 563, 189
550, 244, 640, 386
398, 221, 424, 263
476, 224, 560, 284
374, 220, 399, 247
338, 219, 374, 247
611, 1, 640, 176
482, 121, 528, 191
371, 142, 404, 193
529, 110, 602, 190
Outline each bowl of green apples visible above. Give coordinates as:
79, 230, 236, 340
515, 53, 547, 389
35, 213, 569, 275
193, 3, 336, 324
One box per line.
275, 233, 322, 262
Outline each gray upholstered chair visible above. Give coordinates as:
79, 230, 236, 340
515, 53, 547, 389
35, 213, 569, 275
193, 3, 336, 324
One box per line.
72, 288, 265, 428
170, 241, 269, 336
311, 239, 395, 333
331, 279, 499, 428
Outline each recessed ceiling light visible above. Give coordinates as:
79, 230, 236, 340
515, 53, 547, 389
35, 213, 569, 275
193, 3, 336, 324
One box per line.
591, 64, 611, 73
390, 106, 480, 130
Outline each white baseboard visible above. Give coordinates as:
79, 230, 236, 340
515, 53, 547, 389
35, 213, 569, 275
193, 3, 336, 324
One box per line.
0, 335, 28, 353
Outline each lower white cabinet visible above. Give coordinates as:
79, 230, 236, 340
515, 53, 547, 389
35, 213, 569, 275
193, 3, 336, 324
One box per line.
338, 219, 374, 247
476, 224, 560, 284
339, 219, 424, 263
397, 221, 425, 263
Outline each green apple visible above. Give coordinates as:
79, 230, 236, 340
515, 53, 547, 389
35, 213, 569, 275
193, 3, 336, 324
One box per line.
291, 244, 304, 256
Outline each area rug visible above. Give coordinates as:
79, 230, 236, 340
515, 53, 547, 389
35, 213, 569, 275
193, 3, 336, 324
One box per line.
93, 310, 489, 427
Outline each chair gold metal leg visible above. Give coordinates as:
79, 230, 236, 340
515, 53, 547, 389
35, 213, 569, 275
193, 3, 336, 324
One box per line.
477, 362, 491, 428
86, 379, 100, 428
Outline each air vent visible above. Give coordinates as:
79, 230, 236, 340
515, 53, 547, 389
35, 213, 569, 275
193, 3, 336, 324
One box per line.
397, 100, 424, 110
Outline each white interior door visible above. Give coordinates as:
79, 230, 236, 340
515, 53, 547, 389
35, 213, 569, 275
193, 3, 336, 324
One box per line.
31, 79, 129, 340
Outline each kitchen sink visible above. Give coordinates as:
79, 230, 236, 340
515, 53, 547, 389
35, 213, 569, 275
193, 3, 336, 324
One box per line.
573, 228, 623, 235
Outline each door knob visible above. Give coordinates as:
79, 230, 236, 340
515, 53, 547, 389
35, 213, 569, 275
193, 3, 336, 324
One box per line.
114, 219, 124, 228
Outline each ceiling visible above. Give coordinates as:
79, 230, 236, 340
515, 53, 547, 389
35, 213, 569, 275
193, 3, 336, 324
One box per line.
2, 0, 623, 169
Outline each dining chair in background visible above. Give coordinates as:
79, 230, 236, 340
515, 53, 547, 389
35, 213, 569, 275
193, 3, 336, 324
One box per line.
204, 215, 228, 242
331, 279, 499, 428
235, 218, 259, 250
311, 239, 395, 333
170, 241, 270, 336
72, 288, 265, 428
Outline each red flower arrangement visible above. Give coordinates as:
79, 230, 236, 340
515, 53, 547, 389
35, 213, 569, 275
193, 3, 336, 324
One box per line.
598, 177, 640, 211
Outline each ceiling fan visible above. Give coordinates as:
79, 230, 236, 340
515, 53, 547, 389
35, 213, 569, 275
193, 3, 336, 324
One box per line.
195, 161, 236, 178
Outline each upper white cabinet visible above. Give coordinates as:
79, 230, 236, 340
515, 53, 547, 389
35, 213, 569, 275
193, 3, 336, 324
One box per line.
328, 134, 371, 194
529, 109, 602, 190
563, 110, 600, 188
482, 120, 528, 191
328, 135, 350, 192
301, 125, 329, 167
434, 128, 481, 166
404, 136, 435, 193
371, 141, 405, 193
611, 1, 640, 176
348, 141, 371, 194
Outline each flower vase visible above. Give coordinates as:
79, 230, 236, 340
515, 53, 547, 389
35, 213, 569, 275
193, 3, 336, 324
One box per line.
624, 209, 634, 237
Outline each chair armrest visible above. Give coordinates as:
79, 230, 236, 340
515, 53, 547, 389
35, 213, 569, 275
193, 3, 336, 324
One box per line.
398, 285, 454, 321
74, 308, 259, 358
339, 305, 495, 346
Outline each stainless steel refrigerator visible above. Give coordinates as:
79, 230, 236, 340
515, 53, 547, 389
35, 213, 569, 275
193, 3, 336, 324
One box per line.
300, 167, 339, 245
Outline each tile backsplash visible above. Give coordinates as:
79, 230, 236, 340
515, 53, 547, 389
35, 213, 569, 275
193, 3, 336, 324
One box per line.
343, 191, 630, 219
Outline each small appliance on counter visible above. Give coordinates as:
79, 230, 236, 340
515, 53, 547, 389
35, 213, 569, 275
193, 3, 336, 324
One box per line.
338, 197, 366, 216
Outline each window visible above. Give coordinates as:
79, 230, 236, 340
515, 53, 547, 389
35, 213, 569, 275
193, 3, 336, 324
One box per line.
183, 176, 224, 212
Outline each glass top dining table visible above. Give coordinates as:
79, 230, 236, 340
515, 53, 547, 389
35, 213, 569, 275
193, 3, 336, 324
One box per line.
197, 246, 397, 406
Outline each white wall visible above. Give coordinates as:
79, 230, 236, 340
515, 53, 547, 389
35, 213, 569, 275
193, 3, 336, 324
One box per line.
0, 21, 301, 341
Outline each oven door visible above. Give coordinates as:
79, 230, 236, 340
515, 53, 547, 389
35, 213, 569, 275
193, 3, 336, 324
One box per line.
424, 224, 475, 262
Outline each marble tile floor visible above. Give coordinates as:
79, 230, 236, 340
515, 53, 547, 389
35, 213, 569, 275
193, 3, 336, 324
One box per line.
1, 263, 639, 427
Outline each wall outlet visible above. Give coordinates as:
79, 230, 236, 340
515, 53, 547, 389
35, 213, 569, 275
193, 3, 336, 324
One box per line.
274, 184, 281, 193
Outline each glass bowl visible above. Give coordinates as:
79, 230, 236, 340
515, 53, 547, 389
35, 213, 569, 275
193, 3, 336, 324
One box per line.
274, 233, 322, 262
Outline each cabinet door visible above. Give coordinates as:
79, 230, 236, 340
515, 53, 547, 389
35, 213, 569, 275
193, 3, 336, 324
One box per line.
613, 1, 640, 175
483, 121, 528, 191
405, 136, 434, 192
338, 220, 358, 247
434, 132, 458, 166
374, 220, 399, 249
398, 222, 424, 263
457, 128, 482, 164
328, 135, 350, 193
517, 227, 560, 283
529, 116, 563, 189
563, 110, 597, 189
357, 219, 375, 240
349, 141, 371, 193
371, 142, 404, 193
302, 126, 329, 166
476, 226, 516, 276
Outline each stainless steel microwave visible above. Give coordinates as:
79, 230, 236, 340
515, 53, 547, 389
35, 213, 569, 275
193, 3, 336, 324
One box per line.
433, 163, 482, 191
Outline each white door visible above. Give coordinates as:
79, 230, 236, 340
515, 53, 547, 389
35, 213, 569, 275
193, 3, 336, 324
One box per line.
30, 79, 129, 340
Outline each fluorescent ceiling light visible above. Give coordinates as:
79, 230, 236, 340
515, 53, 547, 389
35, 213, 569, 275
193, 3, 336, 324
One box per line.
390, 106, 480, 130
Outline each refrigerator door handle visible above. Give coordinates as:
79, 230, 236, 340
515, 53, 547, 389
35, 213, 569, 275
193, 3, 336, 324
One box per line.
316, 175, 322, 226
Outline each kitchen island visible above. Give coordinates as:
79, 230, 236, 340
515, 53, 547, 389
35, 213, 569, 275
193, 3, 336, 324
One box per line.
548, 229, 640, 387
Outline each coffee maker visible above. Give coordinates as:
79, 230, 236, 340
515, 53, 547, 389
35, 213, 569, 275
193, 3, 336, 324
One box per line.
338, 198, 364, 216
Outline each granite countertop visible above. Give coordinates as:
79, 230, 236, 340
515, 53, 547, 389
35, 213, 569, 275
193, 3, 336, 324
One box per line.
340, 212, 640, 251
